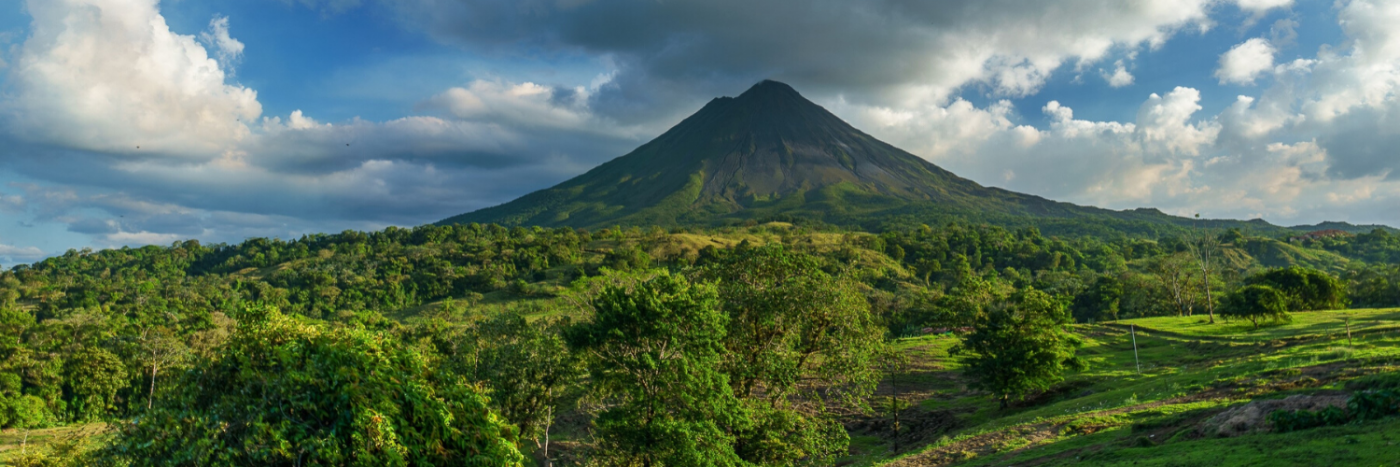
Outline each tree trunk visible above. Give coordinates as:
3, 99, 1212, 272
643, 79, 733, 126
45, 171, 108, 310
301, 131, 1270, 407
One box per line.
543, 389, 554, 467
890, 370, 900, 452
148, 361, 158, 409
1201, 266, 1214, 324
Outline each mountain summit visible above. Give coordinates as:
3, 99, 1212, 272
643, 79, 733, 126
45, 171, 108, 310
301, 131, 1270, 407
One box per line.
438, 81, 1260, 232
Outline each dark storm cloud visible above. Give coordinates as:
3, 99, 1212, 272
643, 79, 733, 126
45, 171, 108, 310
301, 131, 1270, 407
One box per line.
389, 0, 1221, 120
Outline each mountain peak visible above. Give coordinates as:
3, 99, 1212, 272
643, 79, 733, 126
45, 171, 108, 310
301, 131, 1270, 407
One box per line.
439, 81, 1020, 228
738, 79, 803, 100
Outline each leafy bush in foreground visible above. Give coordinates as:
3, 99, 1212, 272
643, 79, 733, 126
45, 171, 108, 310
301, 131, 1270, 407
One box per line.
96, 306, 523, 467
1270, 390, 1400, 433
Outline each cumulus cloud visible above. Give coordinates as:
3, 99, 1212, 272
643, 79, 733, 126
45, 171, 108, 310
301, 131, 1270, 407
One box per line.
199, 16, 244, 74
4, 0, 1400, 252
1216, 38, 1276, 85
1232, 0, 1293, 13
5, 0, 260, 157
1102, 60, 1135, 87
0, 0, 651, 248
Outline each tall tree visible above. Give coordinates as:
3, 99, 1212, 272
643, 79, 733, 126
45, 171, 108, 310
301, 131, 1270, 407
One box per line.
955, 288, 1086, 409
1187, 216, 1220, 323
471, 311, 583, 464
134, 326, 186, 410
693, 245, 880, 465
61, 346, 128, 422
1152, 253, 1199, 316
567, 273, 744, 467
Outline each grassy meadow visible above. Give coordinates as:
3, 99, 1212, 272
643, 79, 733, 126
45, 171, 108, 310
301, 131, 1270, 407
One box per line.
842, 308, 1400, 466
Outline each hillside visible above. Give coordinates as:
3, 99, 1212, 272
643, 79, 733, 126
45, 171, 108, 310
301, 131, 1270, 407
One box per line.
3, 222, 1400, 465
439, 81, 1308, 237
850, 309, 1400, 466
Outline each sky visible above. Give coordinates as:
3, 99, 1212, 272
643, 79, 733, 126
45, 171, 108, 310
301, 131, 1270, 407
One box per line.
0, 0, 1399, 264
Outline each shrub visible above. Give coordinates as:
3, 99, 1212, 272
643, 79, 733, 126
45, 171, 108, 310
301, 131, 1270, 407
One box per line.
1348, 390, 1400, 421
1269, 390, 1400, 433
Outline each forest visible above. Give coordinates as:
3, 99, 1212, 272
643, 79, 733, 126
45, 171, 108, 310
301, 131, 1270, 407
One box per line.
0, 221, 1398, 465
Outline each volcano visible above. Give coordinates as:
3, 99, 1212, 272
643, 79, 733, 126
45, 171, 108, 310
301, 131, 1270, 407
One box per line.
439, 81, 1281, 233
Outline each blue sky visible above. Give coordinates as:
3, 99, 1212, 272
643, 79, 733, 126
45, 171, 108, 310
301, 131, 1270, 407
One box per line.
1, 0, 1399, 264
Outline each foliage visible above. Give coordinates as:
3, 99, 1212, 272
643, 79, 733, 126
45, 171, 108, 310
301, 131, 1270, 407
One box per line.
60, 347, 127, 422
1345, 265, 1400, 308
954, 288, 1086, 409
692, 244, 878, 464
96, 306, 524, 467
1246, 267, 1347, 311
1, 219, 1399, 461
1270, 390, 1400, 433
1347, 389, 1400, 422
1220, 284, 1292, 329
1072, 275, 1123, 323
468, 311, 582, 450
1269, 406, 1349, 433
566, 272, 745, 467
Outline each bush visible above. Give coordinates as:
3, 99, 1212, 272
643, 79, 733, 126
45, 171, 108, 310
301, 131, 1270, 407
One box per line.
1348, 390, 1400, 421
1269, 390, 1400, 432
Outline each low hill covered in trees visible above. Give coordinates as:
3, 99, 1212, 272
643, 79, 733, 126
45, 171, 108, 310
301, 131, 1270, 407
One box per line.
1, 221, 1399, 465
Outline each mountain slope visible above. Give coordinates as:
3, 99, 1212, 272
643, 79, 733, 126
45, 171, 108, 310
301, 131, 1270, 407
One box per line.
439, 81, 1305, 235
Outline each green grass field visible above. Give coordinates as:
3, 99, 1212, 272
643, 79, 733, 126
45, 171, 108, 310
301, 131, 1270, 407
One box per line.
851, 309, 1400, 467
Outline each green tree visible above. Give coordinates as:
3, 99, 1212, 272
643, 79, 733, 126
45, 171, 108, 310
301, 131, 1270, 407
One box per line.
62, 346, 128, 422
694, 245, 880, 465
1072, 275, 1123, 323
567, 272, 744, 467
955, 288, 1085, 409
471, 311, 583, 461
1221, 284, 1292, 329
98, 306, 524, 466
1247, 267, 1347, 311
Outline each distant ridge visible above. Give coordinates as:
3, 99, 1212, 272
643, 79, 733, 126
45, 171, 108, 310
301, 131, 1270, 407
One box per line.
1289, 222, 1399, 235
440, 81, 1349, 236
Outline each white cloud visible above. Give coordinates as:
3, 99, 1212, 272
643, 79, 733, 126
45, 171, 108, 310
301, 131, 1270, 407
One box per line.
1102, 60, 1135, 87
417, 80, 641, 137
1135, 87, 1220, 155
0, 242, 44, 263
6, 0, 261, 157
1216, 38, 1276, 85
199, 16, 245, 74
1232, 0, 1293, 13
5, 0, 1400, 250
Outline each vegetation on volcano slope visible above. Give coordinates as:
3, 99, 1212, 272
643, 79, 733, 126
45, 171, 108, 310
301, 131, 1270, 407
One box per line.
1, 221, 1400, 465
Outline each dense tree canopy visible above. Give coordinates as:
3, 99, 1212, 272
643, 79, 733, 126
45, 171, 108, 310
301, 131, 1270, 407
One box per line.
0, 219, 1390, 463
98, 306, 524, 466
1246, 267, 1347, 311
